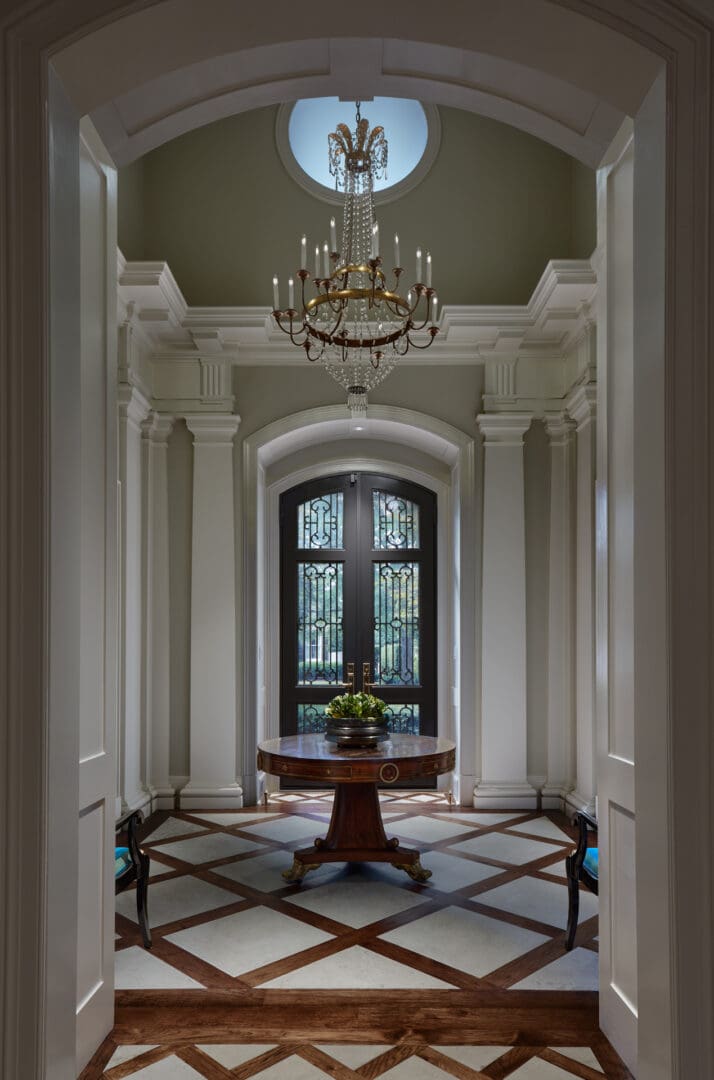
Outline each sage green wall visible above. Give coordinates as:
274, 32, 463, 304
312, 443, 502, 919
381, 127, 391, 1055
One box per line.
118, 105, 596, 307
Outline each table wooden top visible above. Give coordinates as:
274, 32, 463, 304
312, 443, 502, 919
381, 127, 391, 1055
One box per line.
257, 733, 456, 784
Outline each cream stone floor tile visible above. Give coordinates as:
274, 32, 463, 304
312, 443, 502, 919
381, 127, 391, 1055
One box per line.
148, 858, 175, 879
418, 851, 503, 892
238, 816, 329, 842
197, 1044, 278, 1067
153, 831, 265, 864
120, 1057, 205, 1079
507, 817, 573, 844
142, 817, 207, 844
258, 945, 456, 989
389, 815, 480, 842
214, 850, 346, 892
450, 832, 563, 866
105, 1045, 158, 1068
166, 905, 333, 976
378, 1056, 455, 1079
511, 947, 599, 991
476, 876, 598, 930
381, 905, 549, 978
438, 1045, 511, 1069
434, 812, 524, 826
116, 875, 239, 928
555, 1046, 604, 1072
250, 1056, 331, 1079
507, 1056, 585, 1078
285, 878, 428, 927
114, 947, 204, 990
316, 1044, 392, 1067
188, 812, 277, 826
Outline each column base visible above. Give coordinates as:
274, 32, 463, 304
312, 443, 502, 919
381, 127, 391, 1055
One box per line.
148, 784, 176, 812
178, 782, 244, 810
121, 789, 152, 817
473, 781, 539, 810
541, 783, 574, 812
564, 788, 596, 819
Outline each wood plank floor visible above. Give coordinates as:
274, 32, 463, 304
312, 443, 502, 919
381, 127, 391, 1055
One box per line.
82, 793, 631, 1079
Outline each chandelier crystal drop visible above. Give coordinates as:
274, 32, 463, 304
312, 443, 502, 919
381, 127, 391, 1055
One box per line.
271, 101, 439, 416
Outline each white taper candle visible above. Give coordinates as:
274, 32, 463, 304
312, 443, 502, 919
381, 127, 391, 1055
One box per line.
314, 245, 320, 278
300, 235, 307, 269
288, 277, 294, 309
426, 251, 432, 287
322, 242, 330, 278
272, 275, 279, 310
330, 217, 337, 252
432, 294, 438, 324
394, 233, 400, 267
416, 247, 422, 282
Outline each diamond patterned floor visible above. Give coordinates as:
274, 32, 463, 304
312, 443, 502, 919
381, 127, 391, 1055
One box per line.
82, 793, 630, 1079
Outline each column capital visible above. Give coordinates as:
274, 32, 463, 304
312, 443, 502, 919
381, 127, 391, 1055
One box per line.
544, 412, 576, 445
566, 383, 597, 429
185, 413, 241, 445
118, 383, 152, 428
142, 412, 175, 445
476, 412, 532, 444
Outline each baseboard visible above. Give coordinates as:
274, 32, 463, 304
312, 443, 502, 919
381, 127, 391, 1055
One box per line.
121, 790, 152, 817
541, 783, 574, 813
178, 781, 244, 810
473, 781, 539, 810
148, 784, 175, 812
564, 788, 595, 819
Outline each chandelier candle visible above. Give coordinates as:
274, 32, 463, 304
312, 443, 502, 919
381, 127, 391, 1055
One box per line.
271, 100, 439, 415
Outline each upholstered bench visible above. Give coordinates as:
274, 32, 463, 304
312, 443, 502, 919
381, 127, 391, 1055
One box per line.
115, 809, 151, 948
565, 809, 598, 950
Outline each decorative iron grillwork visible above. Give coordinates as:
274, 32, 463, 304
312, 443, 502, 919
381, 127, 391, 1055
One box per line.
373, 561, 419, 685
297, 492, 344, 549
297, 562, 344, 685
296, 704, 329, 734
383, 703, 421, 735
373, 490, 420, 549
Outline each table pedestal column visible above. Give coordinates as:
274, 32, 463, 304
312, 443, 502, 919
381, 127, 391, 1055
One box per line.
283, 783, 431, 883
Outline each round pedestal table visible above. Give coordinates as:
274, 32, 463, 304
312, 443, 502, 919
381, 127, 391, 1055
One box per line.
257, 733, 456, 883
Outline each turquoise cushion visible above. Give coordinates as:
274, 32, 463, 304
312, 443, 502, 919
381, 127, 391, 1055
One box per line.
115, 847, 132, 879
583, 847, 599, 879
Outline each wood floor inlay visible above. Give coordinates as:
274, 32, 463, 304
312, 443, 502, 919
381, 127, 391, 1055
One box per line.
88, 794, 632, 1079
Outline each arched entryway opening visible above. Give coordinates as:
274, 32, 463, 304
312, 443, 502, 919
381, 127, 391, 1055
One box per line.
2, 4, 713, 1078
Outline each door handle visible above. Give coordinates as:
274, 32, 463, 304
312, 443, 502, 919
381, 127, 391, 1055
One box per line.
362, 661, 375, 694
337, 662, 355, 693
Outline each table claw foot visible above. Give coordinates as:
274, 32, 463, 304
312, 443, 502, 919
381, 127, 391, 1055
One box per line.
282, 858, 320, 883
394, 859, 432, 883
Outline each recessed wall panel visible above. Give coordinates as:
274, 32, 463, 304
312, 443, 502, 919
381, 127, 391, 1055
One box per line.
76, 802, 105, 1008
609, 801, 638, 1013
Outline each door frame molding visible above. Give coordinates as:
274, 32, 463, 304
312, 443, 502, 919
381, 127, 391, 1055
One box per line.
241, 406, 479, 807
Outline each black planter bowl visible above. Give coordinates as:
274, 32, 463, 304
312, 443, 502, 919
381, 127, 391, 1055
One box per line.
325, 716, 389, 749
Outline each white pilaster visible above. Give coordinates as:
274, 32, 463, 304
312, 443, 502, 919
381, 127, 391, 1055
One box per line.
181, 413, 243, 808
566, 383, 597, 813
475, 413, 538, 809
142, 413, 175, 810
542, 414, 576, 809
118, 383, 152, 813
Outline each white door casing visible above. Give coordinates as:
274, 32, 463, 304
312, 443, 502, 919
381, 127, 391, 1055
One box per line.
75, 119, 119, 1073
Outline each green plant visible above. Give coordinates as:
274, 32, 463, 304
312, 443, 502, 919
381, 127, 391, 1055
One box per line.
326, 691, 386, 720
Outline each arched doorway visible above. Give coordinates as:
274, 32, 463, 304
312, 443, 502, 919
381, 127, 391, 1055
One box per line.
3, 5, 713, 1078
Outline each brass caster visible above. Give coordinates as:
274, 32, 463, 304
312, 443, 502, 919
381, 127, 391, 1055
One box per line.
282, 858, 320, 883
394, 859, 432, 883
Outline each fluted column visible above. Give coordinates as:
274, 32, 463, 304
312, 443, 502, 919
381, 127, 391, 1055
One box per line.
142, 413, 175, 810
475, 413, 538, 809
181, 414, 242, 809
567, 384, 597, 810
542, 414, 576, 809
118, 383, 152, 812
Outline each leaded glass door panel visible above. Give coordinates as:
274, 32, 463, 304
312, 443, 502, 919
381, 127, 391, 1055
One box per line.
281, 473, 436, 747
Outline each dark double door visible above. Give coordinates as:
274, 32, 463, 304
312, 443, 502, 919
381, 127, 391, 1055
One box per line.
280, 473, 437, 748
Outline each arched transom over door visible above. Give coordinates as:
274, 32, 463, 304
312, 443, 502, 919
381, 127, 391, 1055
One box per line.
280, 473, 437, 749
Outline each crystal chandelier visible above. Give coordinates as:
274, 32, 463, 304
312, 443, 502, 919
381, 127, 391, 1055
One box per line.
271, 101, 439, 417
